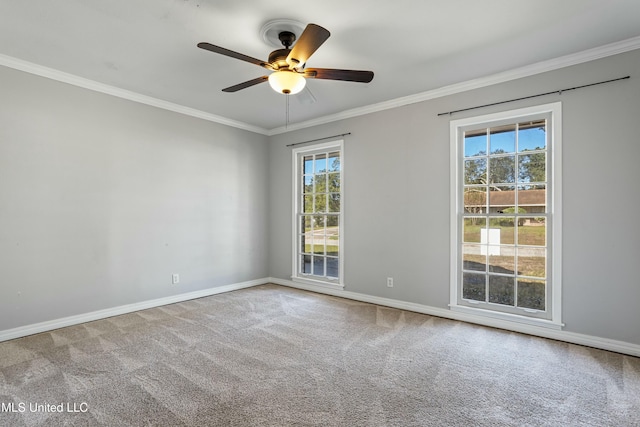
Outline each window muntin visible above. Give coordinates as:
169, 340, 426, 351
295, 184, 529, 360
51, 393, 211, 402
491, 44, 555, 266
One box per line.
451, 104, 561, 326
293, 142, 343, 286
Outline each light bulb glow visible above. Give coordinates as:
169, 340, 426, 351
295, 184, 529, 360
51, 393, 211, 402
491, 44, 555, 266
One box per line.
268, 71, 306, 94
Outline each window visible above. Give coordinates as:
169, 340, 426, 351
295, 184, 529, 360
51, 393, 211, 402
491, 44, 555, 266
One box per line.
292, 140, 343, 287
450, 103, 562, 328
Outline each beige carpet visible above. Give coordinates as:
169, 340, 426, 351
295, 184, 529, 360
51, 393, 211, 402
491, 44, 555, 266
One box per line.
1, 284, 639, 426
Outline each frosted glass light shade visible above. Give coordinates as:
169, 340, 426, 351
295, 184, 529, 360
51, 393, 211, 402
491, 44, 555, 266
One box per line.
268, 71, 306, 94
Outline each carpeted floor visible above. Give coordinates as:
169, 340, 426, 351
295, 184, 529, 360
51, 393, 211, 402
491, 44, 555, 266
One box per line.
1, 284, 639, 426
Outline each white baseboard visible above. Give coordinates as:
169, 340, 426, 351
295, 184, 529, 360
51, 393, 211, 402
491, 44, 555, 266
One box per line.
0, 278, 268, 343
4, 276, 639, 358
268, 277, 640, 358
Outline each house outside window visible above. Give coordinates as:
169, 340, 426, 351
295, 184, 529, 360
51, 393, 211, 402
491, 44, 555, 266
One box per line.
449, 103, 562, 329
292, 140, 344, 288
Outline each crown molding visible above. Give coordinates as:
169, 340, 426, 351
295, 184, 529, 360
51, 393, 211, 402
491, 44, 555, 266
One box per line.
267, 35, 640, 135
0, 53, 270, 135
2, 35, 639, 137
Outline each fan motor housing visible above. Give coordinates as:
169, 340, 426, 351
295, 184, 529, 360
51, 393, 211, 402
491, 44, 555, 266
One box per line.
268, 49, 291, 70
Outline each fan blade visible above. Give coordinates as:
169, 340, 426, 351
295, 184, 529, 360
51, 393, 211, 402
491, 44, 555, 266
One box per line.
222, 76, 269, 92
286, 24, 330, 68
197, 42, 273, 70
304, 68, 374, 83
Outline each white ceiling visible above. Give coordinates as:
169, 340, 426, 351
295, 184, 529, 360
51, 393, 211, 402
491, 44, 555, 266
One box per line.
2, 0, 640, 133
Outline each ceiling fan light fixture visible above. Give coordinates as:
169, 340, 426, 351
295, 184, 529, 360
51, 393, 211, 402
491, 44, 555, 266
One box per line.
268, 70, 306, 94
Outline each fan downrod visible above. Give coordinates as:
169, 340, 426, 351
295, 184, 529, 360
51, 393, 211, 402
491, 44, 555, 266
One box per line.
268, 31, 298, 70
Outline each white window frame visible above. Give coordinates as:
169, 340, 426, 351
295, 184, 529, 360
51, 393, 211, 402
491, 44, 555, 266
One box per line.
292, 140, 344, 289
449, 103, 563, 329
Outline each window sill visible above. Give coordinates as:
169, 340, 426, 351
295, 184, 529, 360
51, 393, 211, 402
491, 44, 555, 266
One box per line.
449, 304, 564, 330
291, 276, 344, 291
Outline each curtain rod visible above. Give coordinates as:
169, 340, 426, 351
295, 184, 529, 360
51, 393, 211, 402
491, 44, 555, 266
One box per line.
286, 132, 351, 148
437, 76, 630, 117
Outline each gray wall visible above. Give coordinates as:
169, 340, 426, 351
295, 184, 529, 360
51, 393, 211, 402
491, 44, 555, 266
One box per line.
0, 66, 269, 330
268, 49, 640, 345
2, 48, 638, 347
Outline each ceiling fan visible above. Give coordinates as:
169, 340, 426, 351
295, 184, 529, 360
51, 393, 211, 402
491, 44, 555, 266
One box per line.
197, 23, 374, 95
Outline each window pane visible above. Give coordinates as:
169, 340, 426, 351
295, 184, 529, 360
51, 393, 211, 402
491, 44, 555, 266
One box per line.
304, 195, 313, 213
489, 245, 515, 274
314, 224, 326, 240
488, 186, 515, 213
303, 156, 314, 174
517, 218, 545, 246
312, 241, 325, 255
328, 173, 340, 192
489, 155, 516, 184
490, 125, 516, 154
326, 221, 339, 256
464, 129, 487, 157
518, 153, 546, 183
313, 256, 325, 276
328, 152, 340, 171
315, 194, 327, 213
302, 255, 312, 274
464, 159, 487, 184
518, 121, 546, 152
517, 247, 546, 278
463, 244, 486, 271
310, 220, 324, 255
326, 214, 339, 227
463, 273, 486, 301
488, 217, 515, 244
489, 275, 515, 306
315, 154, 327, 173
327, 257, 339, 278
302, 233, 312, 254
303, 175, 313, 193
328, 193, 340, 213
301, 215, 312, 232
518, 186, 546, 214
313, 215, 325, 230
464, 187, 486, 213
314, 173, 327, 193
299, 234, 306, 253
517, 279, 546, 310
463, 217, 485, 243
326, 242, 339, 257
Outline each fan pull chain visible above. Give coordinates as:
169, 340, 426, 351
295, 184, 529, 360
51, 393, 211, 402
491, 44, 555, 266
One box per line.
285, 94, 290, 130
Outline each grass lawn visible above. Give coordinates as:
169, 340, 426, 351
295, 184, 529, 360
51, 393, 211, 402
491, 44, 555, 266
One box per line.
464, 223, 545, 246
304, 244, 339, 255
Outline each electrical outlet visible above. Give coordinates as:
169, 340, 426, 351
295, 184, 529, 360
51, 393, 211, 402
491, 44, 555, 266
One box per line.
387, 277, 394, 288
172, 274, 180, 285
